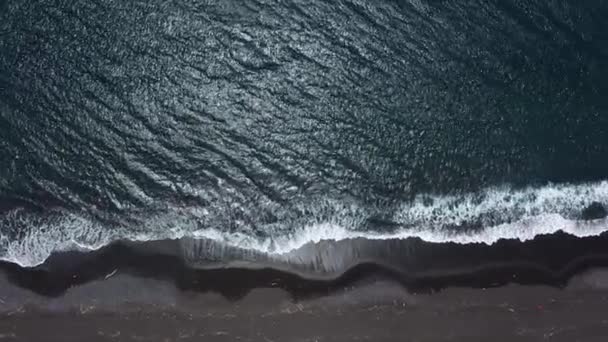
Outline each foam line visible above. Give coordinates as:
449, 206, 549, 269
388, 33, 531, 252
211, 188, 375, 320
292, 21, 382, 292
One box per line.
1, 181, 607, 267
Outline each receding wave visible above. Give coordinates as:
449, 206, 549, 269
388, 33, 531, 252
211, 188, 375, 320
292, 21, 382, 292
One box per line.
2, 181, 607, 268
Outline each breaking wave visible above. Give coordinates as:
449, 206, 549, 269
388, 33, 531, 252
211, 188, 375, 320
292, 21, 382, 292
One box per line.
2, 181, 608, 268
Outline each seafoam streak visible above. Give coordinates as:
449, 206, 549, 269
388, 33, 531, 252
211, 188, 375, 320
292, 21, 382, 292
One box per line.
1, 181, 608, 267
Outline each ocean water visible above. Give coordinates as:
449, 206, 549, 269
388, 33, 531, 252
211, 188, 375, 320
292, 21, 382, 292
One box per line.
1, 0, 608, 268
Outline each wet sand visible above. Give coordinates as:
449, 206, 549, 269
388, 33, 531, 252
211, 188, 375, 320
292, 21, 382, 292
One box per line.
2, 269, 608, 341
6, 232, 608, 299
3, 232, 608, 341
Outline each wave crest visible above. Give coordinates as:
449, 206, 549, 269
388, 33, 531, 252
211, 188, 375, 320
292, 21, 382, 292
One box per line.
1, 181, 608, 267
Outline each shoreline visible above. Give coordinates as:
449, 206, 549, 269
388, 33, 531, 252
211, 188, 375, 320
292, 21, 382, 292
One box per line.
3, 231, 608, 298
3, 231, 608, 340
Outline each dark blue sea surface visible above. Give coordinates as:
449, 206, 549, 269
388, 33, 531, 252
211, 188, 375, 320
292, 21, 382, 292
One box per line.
1, 0, 608, 267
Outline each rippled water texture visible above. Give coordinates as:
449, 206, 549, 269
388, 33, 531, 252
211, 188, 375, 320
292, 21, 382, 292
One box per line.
1, 0, 608, 266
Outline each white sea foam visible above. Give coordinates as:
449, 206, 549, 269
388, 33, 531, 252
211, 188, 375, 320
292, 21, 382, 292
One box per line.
393, 181, 608, 228
190, 213, 608, 254
1, 181, 608, 267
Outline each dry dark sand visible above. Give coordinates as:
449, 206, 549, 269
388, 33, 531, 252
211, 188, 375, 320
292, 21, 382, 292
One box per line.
3, 233, 608, 341
2, 269, 608, 342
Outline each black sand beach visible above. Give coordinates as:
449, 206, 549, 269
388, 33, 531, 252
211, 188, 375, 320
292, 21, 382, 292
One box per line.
3, 232, 608, 297
2, 233, 608, 341
3, 0, 608, 341
3, 271, 608, 342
